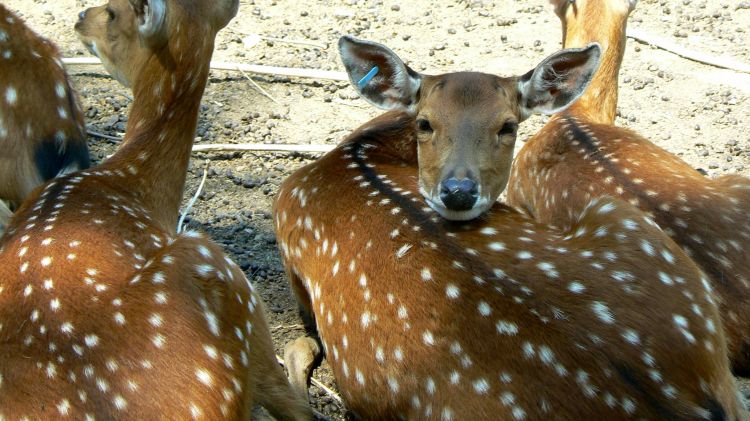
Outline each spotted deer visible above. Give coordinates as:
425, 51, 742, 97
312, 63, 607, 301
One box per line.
507, 0, 750, 375
274, 35, 746, 420
0, 5, 90, 233
0, 0, 310, 419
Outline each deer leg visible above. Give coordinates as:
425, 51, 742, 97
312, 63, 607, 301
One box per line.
250, 318, 313, 421
282, 269, 324, 400
284, 336, 322, 402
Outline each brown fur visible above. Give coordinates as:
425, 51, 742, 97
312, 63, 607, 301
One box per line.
509, 0, 750, 375
275, 109, 746, 419
0, 5, 89, 228
0, 0, 309, 418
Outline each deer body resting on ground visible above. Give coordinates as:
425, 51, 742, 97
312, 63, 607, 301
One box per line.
507, 0, 750, 375
274, 36, 747, 420
0, 0, 310, 419
0, 5, 90, 233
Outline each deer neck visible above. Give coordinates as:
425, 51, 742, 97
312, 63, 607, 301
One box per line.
561, 4, 630, 125
101, 26, 213, 232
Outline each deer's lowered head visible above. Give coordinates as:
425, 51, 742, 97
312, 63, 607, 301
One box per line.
339, 36, 601, 221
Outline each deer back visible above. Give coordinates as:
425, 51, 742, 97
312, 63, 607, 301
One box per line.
275, 111, 744, 420
509, 114, 750, 375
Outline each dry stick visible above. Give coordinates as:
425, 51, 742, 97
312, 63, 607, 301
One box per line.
192, 143, 334, 153
177, 160, 210, 233
626, 27, 750, 74
274, 355, 345, 406
235, 66, 281, 104
87, 130, 122, 141
272, 324, 305, 330
62, 57, 349, 81
87, 130, 334, 154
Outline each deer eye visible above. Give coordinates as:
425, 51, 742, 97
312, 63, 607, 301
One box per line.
106, 7, 116, 21
416, 118, 432, 132
416, 118, 433, 133
498, 121, 518, 136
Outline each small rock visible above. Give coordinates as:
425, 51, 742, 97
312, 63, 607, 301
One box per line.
103, 115, 119, 129
333, 8, 354, 19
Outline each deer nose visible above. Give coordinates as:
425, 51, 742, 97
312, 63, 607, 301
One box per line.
78, 10, 87, 21
439, 177, 479, 211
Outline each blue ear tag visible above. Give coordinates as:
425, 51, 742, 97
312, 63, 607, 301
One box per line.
357, 66, 380, 90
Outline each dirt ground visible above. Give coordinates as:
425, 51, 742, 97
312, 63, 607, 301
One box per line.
5, 0, 750, 418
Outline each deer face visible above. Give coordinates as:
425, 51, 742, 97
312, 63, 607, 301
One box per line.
75, 0, 145, 87
75, 0, 238, 87
413, 73, 520, 220
339, 36, 601, 221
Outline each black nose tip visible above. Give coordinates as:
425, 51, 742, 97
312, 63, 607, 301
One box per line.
78, 10, 86, 21
440, 177, 479, 211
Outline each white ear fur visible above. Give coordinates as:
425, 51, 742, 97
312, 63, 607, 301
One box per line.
338, 36, 422, 112
517, 43, 601, 119
136, 0, 167, 41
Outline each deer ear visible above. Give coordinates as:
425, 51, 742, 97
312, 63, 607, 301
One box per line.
517, 43, 601, 119
338, 36, 422, 111
129, 0, 167, 46
209, 0, 239, 29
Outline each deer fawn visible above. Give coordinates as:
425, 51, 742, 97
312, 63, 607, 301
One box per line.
274, 35, 746, 419
0, 0, 310, 419
507, 0, 750, 375
0, 5, 90, 233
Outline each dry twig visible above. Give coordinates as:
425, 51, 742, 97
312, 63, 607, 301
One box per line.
86, 130, 334, 154
235, 66, 281, 104
626, 28, 750, 74
192, 143, 334, 153
272, 324, 305, 331
275, 355, 345, 406
177, 160, 210, 233
62, 57, 348, 81
87, 130, 122, 141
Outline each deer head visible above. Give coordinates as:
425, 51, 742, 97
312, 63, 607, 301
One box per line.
339, 36, 601, 221
74, 0, 238, 87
